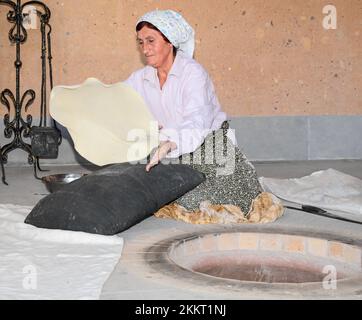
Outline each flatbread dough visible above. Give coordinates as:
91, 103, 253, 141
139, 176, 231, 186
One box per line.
49, 78, 159, 166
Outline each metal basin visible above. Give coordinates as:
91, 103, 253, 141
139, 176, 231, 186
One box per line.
41, 173, 87, 193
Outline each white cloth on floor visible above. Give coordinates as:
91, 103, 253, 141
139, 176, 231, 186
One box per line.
0, 204, 123, 300
259, 168, 362, 218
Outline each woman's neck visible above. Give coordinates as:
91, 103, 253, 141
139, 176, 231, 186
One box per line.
157, 53, 175, 89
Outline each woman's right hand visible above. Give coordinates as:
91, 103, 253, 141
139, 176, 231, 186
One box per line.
146, 140, 176, 172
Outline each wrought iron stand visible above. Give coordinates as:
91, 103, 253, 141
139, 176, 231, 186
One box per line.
0, 146, 5, 185
0, 0, 60, 185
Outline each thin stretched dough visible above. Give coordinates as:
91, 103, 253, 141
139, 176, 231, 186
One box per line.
49, 78, 159, 166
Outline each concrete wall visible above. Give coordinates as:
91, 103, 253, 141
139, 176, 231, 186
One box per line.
0, 0, 361, 165
1, 115, 361, 165
231, 115, 362, 161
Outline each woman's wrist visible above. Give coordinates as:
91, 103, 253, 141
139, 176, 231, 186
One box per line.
160, 140, 177, 153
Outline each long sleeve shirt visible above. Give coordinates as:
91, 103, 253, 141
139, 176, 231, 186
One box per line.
124, 53, 236, 158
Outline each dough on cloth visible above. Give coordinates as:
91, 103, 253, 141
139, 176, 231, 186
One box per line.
49, 78, 159, 166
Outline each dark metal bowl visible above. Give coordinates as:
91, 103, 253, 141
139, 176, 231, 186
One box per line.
41, 173, 87, 193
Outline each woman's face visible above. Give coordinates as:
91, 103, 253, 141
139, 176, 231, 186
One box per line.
137, 26, 174, 68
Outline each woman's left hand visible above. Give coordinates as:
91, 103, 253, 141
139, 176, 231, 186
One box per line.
146, 141, 177, 172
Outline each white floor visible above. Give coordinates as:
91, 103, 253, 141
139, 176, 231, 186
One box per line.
1, 160, 362, 299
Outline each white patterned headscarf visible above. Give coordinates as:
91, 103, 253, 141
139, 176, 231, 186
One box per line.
137, 10, 195, 58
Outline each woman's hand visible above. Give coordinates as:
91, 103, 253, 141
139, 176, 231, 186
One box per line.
146, 140, 177, 172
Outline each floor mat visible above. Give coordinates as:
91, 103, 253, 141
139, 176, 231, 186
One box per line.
259, 168, 362, 221
0, 204, 123, 300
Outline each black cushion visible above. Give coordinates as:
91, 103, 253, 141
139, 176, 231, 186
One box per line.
25, 163, 205, 235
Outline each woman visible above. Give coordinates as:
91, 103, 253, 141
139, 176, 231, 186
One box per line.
125, 10, 233, 169
125, 10, 265, 216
